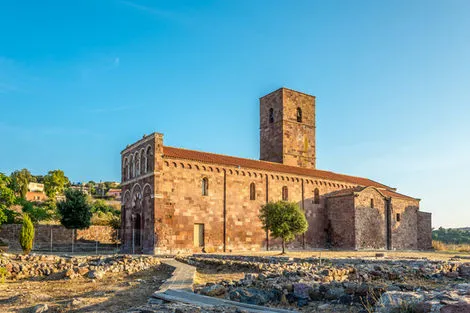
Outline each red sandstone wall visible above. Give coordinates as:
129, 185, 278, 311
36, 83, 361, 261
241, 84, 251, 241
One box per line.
260, 89, 284, 164
326, 195, 356, 249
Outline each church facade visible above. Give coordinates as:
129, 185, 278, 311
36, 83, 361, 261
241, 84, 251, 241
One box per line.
120, 88, 432, 254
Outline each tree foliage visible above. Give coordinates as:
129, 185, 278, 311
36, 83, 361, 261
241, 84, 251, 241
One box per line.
19, 214, 35, 254
57, 189, 92, 229
259, 201, 308, 254
20, 198, 57, 223
9, 169, 33, 198
0, 173, 16, 225
433, 227, 470, 244
44, 170, 70, 198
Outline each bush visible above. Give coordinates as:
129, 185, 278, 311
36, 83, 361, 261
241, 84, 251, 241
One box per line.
0, 267, 7, 283
19, 214, 34, 254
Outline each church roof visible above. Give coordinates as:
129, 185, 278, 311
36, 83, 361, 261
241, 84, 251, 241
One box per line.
162, 146, 393, 190
325, 186, 419, 201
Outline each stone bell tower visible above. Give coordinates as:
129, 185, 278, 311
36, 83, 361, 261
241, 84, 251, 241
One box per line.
259, 87, 316, 169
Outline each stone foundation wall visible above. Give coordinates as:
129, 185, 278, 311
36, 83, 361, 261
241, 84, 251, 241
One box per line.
0, 224, 117, 250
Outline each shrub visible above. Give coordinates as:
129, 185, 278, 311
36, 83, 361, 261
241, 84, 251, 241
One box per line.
0, 267, 7, 283
19, 214, 34, 254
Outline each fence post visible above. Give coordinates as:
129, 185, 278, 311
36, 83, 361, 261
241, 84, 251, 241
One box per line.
132, 228, 135, 255
95, 228, 98, 255
71, 229, 74, 254
50, 227, 53, 254
115, 229, 118, 254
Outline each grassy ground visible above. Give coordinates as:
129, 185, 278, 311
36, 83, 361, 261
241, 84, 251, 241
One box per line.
0, 264, 172, 313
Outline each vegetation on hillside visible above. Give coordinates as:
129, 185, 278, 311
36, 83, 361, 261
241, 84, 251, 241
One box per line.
432, 227, 470, 244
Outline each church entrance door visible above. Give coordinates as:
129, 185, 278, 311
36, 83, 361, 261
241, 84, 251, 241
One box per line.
133, 214, 142, 253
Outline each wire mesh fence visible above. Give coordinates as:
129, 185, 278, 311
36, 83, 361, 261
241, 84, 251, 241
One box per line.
1, 225, 124, 255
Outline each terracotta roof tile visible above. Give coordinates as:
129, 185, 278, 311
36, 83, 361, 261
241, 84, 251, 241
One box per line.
324, 186, 419, 201
163, 146, 392, 190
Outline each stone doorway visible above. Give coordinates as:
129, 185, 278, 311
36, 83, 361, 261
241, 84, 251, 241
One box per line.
194, 223, 204, 248
133, 213, 142, 253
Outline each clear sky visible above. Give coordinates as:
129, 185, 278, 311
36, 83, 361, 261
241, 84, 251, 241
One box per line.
1, 0, 469, 228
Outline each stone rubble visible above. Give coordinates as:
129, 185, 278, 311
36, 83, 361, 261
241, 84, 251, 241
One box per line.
183, 255, 470, 313
0, 253, 161, 280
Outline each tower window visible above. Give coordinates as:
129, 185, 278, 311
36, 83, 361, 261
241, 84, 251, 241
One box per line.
314, 188, 320, 204
370, 198, 374, 208
250, 182, 256, 200
269, 108, 274, 123
396, 213, 401, 222
296, 107, 302, 123
282, 186, 288, 201
202, 177, 209, 196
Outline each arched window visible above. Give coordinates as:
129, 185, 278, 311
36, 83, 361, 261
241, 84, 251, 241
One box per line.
269, 108, 274, 123
202, 177, 209, 196
135, 152, 140, 176
130, 155, 135, 178
123, 158, 128, 181
126, 158, 130, 180
145, 147, 152, 172
296, 107, 302, 123
250, 182, 256, 200
141, 150, 145, 174
314, 188, 320, 204
282, 186, 288, 201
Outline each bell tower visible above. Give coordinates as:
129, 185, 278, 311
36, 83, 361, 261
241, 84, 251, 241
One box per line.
259, 87, 316, 169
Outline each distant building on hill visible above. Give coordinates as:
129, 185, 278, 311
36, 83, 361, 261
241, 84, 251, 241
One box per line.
26, 182, 47, 202
70, 185, 89, 195
106, 188, 122, 200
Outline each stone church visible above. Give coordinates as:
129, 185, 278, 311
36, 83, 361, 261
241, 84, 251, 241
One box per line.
120, 88, 432, 254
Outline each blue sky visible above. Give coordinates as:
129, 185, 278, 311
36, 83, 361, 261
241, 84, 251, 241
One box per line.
1, 0, 469, 227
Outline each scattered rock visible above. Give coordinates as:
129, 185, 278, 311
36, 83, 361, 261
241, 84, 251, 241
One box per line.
30, 304, 48, 313
88, 270, 105, 280
200, 284, 226, 297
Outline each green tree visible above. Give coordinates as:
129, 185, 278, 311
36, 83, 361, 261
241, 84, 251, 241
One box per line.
44, 170, 70, 198
19, 214, 35, 254
259, 201, 308, 254
0, 173, 16, 225
20, 198, 56, 223
57, 189, 92, 229
9, 169, 33, 198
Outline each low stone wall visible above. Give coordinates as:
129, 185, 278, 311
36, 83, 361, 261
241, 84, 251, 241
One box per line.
0, 253, 160, 280
0, 224, 117, 250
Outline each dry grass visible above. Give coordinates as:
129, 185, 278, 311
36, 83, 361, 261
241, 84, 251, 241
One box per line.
194, 266, 247, 285
0, 264, 172, 313
432, 240, 470, 252
214, 248, 470, 261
